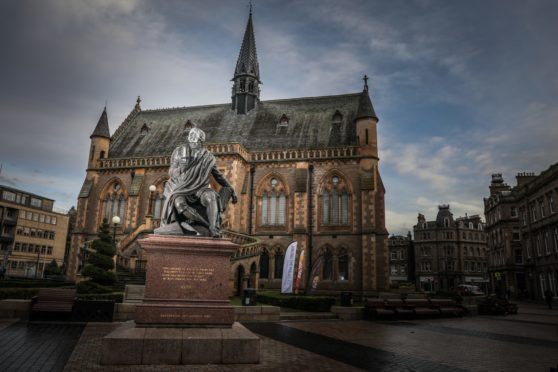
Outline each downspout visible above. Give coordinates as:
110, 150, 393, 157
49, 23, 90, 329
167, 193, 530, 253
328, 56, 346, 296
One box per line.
305, 164, 314, 293
248, 165, 255, 235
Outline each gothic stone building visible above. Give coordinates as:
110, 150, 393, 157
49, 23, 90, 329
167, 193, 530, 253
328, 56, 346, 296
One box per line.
413, 205, 488, 292
69, 11, 389, 295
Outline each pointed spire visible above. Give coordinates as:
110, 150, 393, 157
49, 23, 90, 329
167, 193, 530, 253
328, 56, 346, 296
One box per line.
356, 75, 378, 121
234, 9, 260, 82
90, 106, 110, 139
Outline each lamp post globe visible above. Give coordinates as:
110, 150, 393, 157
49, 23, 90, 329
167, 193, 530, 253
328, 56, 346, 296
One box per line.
112, 216, 121, 245
148, 185, 156, 216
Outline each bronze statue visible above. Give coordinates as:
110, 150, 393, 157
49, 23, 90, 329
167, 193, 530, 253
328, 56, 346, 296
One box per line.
154, 127, 237, 237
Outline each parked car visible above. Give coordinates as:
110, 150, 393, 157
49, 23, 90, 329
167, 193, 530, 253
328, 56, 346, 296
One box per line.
456, 284, 484, 296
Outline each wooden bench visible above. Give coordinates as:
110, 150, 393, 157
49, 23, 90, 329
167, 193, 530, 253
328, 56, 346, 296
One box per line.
385, 299, 415, 318
404, 299, 441, 317
364, 298, 395, 319
31, 288, 76, 320
429, 299, 465, 317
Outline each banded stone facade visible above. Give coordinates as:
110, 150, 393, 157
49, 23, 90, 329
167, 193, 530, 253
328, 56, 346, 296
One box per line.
69, 11, 389, 295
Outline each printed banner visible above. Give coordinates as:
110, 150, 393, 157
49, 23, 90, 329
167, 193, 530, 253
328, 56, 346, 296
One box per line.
294, 248, 305, 294
281, 241, 297, 294
309, 254, 324, 294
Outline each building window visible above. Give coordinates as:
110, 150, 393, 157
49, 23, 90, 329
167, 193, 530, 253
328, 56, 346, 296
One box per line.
545, 231, 551, 255
338, 249, 349, 280
322, 249, 333, 280
2, 191, 16, 202
320, 175, 351, 226
536, 235, 542, 256
101, 182, 127, 225
515, 249, 523, 264
554, 228, 558, 253
510, 207, 518, 217
391, 251, 398, 260
30, 198, 42, 208
259, 249, 269, 279
550, 195, 555, 214
259, 177, 287, 227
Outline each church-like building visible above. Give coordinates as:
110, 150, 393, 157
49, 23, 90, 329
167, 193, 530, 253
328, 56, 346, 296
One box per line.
69, 10, 389, 296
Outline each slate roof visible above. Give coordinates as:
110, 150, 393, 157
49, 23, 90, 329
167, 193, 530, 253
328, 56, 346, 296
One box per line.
234, 12, 260, 81
108, 91, 377, 158
90, 107, 110, 138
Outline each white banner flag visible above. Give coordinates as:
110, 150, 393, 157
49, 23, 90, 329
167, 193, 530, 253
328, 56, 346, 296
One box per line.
281, 241, 297, 294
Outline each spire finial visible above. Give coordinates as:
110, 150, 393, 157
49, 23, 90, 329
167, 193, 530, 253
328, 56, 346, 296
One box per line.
249, 0, 253, 15
135, 96, 141, 111
104, 99, 107, 110
363, 74, 369, 91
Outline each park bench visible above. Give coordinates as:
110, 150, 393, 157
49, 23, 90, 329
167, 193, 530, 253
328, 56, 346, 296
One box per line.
31, 288, 76, 320
429, 298, 465, 317
404, 299, 441, 317
385, 299, 415, 318
364, 298, 395, 319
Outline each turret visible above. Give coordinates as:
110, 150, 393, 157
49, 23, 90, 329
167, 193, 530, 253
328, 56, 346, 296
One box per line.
88, 106, 110, 169
355, 75, 379, 158
231, 8, 261, 115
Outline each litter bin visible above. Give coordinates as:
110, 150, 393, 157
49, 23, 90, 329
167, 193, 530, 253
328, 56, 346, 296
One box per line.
242, 288, 257, 306
340, 292, 353, 307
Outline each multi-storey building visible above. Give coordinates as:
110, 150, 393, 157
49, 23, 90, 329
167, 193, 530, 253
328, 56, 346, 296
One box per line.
483, 174, 524, 297
388, 233, 414, 285
413, 205, 488, 292
485, 165, 558, 299
69, 10, 389, 296
0, 185, 69, 278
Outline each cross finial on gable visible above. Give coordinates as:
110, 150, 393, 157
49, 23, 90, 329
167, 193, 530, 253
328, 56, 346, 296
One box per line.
363, 74, 369, 91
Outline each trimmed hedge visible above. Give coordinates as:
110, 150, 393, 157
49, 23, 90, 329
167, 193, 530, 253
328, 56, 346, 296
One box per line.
0, 288, 39, 300
76, 281, 112, 294
257, 291, 335, 312
0, 279, 74, 288
76, 292, 123, 303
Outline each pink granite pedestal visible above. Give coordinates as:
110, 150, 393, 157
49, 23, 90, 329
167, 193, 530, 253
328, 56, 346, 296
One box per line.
135, 235, 237, 327
101, 235, 260, 365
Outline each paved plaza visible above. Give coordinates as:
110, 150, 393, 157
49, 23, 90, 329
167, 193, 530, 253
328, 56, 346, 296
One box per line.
0, 302, 556, 372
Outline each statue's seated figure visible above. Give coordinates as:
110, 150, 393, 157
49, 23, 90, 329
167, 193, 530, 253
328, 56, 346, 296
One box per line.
154, 127, 237, 238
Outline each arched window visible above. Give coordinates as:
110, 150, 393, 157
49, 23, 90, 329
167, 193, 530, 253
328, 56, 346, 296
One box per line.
323, 248, 333, 280
150, 181, 167, 220
259, 177, 288, 227
320, 174, 351, 226
274, 249, 284, 279
101, 182, 127, 226
338, 248, 349, 280
259, 249, 269, 279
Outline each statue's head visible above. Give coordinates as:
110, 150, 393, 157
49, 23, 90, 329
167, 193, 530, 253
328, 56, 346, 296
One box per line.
188, 127, 206, 144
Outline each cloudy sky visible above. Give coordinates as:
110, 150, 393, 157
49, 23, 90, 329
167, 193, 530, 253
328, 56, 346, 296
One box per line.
1, 0, 557, 234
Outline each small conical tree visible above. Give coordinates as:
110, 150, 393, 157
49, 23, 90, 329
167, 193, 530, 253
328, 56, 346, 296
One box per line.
82, 218, 116, 285
44, 259, 60, 276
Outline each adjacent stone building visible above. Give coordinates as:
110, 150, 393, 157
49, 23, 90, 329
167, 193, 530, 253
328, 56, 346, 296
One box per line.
388, 233, 415, 285
484, 165, 558, 299
0, 185, 69, 278
69, 11, 389, 296
413, 205, 488, 292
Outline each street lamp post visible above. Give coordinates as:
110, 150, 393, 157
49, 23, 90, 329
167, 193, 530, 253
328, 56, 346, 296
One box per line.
148, 185, 156, 217
112, 215, 121, 245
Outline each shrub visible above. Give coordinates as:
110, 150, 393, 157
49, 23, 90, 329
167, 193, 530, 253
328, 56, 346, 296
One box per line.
76, 292, 124, 303
257, 291, 335, 312
76, 281, 112, 294
44, 259, 61, 276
